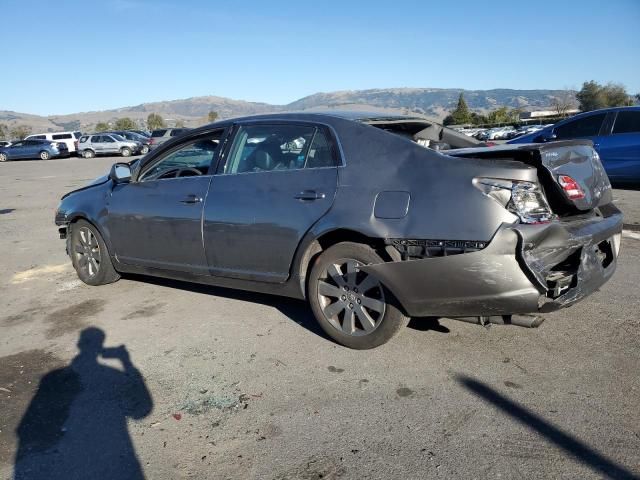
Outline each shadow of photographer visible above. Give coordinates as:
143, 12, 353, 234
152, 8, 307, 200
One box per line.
14, 327, 153, 480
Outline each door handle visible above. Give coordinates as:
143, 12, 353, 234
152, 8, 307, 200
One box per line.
294, 190, 326, 201
180, 194, 202, 204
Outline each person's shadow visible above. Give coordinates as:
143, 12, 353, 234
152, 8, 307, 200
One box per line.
14, 327, 153, 480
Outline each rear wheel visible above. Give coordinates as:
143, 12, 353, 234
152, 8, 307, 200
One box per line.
39, 150, 50, 160
120, 147, 131, 157
83, 149, 95, 159
0, 153, 7, 162
308, 242, 409, 349
140, 145, 149, 155
69, 220, 120, 286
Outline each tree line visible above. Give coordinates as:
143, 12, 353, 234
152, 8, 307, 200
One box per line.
0, 110, 221, 140
444, 80, 638, 126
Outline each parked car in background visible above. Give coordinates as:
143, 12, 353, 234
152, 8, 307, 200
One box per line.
105, 130, 151, 154
78, 133, 141, 158
509, 107, 640, 183
131, 130, 151, 138
0, 141, 11, 148
149, 128, 191, 150
0, 138, 69, 161
55, 112, 621, 349
26, 131, 82, 155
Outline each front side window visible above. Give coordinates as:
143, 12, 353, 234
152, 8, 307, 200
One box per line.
554, 113, 606, 139
612, 111, 640, 135
223, 124, 335, 174
140, 131, 224, 181
152, 129, 167, 137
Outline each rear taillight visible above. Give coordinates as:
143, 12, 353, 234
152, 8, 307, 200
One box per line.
149, 138, 155, 145
474, 178, 555, 224
74, 140, 78, 149
557, 175, 585, 200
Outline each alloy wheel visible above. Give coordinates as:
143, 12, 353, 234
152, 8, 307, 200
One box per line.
316, 259, 386, 336
40, 151, 50, 160
74, 227, 101, 278
0, 153, 7, 162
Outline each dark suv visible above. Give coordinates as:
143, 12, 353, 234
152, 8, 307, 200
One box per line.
148, 128, 190, 150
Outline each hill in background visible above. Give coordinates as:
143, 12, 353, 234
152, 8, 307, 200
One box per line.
1, 87, 575, 133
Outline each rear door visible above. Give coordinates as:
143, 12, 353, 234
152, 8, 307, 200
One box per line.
91, 135, 105, 154
203, 122, 339, 283
597, 109, 640, 182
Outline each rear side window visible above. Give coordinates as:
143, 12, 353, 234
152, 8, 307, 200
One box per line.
612, 111, 640, 134
74, 131, 82, 139
554, 113, 606, 139
224, 124, 333, 174
31, 135, 46, 140
52, 133, 72, 140
90, 136, 101, 142
152, 129, 167, 137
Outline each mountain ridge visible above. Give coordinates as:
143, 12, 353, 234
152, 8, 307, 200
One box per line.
0, 87, 575, 133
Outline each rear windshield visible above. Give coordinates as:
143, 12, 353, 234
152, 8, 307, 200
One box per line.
170, 129, 188, 137
52, 133, 72, 140
74, 131, 82, 139
152, 129, 167, 137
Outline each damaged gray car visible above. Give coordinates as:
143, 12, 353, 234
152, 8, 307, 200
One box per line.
55, 112, 623, 349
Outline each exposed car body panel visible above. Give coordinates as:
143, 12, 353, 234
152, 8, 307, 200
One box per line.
55, 112, 622, 325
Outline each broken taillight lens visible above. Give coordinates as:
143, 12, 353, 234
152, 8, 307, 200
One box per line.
474, 178, 555, 224
557, 175, 585, 200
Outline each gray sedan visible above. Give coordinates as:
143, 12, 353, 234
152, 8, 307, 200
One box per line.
54, 112, 622, 349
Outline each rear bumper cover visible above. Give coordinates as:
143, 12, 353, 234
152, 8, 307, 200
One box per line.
361, 209, 623, 317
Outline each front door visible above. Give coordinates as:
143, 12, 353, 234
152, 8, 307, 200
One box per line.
105, 132, 224, 274
203, 122, 339, 283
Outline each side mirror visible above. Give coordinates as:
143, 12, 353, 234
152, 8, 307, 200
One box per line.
109, 162, 131, 184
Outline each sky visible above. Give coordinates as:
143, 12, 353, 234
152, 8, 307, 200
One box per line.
1, 0, 639, 115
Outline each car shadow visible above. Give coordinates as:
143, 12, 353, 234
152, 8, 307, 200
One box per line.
13, 327, 153, 480
455, 374, 639, 480
407, 316, 450, 333
121, 274, 331, 342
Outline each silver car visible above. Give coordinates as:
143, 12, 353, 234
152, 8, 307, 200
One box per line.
78, 134, 140, 158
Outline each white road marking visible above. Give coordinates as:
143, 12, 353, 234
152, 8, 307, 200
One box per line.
622, 230, 640, 240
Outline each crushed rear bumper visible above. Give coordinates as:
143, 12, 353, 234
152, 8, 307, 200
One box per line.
361, 208, 623, 317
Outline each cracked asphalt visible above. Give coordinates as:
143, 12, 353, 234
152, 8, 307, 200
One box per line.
1, 156, 639, 479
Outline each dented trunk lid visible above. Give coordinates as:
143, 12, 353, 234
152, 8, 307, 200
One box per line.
447, 140, 613, 212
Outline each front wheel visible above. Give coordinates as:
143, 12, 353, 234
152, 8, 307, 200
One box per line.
120, 147, 131, 157
39, 150, 50, 160
140, 145, 149, 155
308, 242, 409, 349
69, 219, 120, 286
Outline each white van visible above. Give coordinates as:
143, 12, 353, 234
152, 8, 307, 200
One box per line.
26, 131, 83, 154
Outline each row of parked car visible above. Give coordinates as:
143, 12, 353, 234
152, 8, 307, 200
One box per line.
0, 127, 192, 162
456, 124, 552, 141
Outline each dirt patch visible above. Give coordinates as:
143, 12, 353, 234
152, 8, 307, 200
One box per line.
396, 387, 415, 398
327, 366, 344, 373
11, 264, 70, 284
45, 299, 106, 338
275, 455, 345, 480
0, 349, 65, 466
121, 302, 166, 321
1, 305, 46, 327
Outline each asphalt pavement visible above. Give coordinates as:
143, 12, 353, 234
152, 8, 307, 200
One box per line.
1, 156, 639, 479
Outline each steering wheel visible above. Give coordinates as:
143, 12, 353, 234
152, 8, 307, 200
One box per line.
175, 167, 203, 177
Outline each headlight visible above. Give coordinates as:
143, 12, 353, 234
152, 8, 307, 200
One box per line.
474, 178, 555, 224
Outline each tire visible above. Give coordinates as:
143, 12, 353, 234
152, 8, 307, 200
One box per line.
0, 153, 7, 162
69, 219, 120, 286
83, 149, 95, 159
120, 147, 131, 157
140, 145, 149, 155
39, 150, 50, 160
308, 242, 409, 349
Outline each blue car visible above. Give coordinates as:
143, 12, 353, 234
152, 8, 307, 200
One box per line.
0, 138, 69, 162
509, 106, 640, 184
